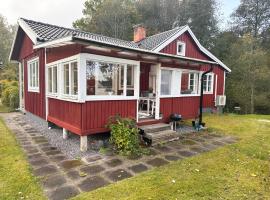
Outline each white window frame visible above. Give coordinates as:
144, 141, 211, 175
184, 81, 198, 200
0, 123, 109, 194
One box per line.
203, 73, 214, 94
81, 53, 140, 101
160, 67, 201, 98
118, 65, 134, 90
27, 57, 39, 92
176, 41, 186, 56
61, 60, 78, 99
47, 64, 58, 96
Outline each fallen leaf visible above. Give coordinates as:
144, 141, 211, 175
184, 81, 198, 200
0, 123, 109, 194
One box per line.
251, 173, 257, 177
195, 169, 200, 172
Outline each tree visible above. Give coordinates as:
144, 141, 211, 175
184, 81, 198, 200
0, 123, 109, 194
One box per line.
73, 0, 138, 40
225, 35, 269, 114
231, 0, 270, 38
173, 0, 219, 48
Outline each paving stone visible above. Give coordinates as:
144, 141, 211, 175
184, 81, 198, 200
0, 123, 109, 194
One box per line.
84, 155, 103, 163
220, 138, 236, 144
60, 160, 83, 170
41, 146, 57, 152
50, 155, 68, 162
48, 185, 79, 200
146, 158, 169, 167
24, 148, 39, 154
80, 165, 105, 175
105, 169, 132, 182
42, 174, 67, 189
23, 145, 37, 150
105, 158, 123, 167
201, 143, 218, 150
37, 142, 51, 147
128, 163, 148, 173
164, 154, 182, 161
147, 148, 158, 156
181, 139, 197, 145
169, 142, 185, 150
66, 170, 85, 180
191, 137, 206, 143
178, 150, 197, 157
45, 150, 62, 156
34, 139, 48, 144
190, 146, 209, 153
212, 141, 225, 146
29, 158, 49, 167
33, 165, 59, 177
154, 145, 173, 153
78, 176, 109, 192
27, 153, 43, 160
20, 141, 32, 146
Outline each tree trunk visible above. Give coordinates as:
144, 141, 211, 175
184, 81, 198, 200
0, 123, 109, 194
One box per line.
250, 83, 255, 114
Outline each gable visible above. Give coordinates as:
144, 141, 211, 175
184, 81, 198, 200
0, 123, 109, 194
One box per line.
160, 31, 212, 61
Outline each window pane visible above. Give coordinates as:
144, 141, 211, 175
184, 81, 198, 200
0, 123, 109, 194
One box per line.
203, 76, 207, 92
208, 75, 212, 91
53, 66, 57, 93
126, 65, 135, 96
48, 67, 52, 93
32, 63, 35, 87
161, 70, 172, 95
71, 62, 78, 95
36, 62, 39, 88
86, 61, 96, 95
181, 72, 199, 94
63, 63, 69, 94
29, 63, 33, 87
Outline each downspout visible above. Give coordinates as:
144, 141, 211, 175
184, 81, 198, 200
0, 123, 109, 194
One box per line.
199, 64, 214, 125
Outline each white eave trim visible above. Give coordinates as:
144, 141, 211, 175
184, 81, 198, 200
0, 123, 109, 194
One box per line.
33, 35, 74, 49
152, 26, 231, 72
18, 18, 38, 44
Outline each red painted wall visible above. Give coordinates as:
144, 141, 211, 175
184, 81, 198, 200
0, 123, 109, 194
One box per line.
20, 34, 46, 119
47, 44, 82, 63
140, 63, 151, 92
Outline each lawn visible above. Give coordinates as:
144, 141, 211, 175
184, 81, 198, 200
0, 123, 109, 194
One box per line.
73, 114, 270, 200
0, 117, 46, 200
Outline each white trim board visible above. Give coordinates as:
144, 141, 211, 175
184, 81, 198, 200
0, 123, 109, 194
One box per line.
152, 26, 231, 72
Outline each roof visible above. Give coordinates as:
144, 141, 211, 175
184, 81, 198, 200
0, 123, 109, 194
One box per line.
137, 26, 186, 50
10, 18, 231, 72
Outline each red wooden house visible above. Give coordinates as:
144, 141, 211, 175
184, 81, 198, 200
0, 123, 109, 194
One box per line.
10, 19, 230, 151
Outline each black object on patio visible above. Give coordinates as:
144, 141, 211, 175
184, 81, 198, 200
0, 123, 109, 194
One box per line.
170, 114, 182, 130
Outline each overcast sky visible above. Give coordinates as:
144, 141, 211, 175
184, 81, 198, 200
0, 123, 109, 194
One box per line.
0, 0, 240, 28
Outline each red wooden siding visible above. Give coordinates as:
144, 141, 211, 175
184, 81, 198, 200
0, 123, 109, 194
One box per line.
48, 98, 82, 134
81, 100, 137, 135
140, 63, 150, 92
160, 97, 200, 122
47, 44, 82, 63
20, 33, 46, 119
160, 32, 211, 61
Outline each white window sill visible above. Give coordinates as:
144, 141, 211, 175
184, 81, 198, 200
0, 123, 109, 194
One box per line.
203, 91, 213, 95
28, 88, 39, 93
85, 96, 138, 101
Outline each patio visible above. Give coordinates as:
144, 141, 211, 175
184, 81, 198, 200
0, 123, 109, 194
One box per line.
1, 112, 237, 200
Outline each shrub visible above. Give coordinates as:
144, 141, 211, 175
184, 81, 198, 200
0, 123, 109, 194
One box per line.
107, 115, 143, 156
1, 86, 19, 109
0, 80, 18, 97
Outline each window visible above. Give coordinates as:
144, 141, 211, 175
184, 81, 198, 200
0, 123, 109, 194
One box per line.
177, 41, 186, 56
181, 71, 200, 95
48, 65, 58, 94
27, 57, 39, 92
203, 73, 214, 93
86, 60, 135, 96
161, 70, 172, 95
62, 61, 78, 96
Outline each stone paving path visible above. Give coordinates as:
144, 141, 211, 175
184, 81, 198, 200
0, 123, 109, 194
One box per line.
1, 113, 238, 200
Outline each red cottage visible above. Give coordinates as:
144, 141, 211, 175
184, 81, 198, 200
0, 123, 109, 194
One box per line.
10, 19, 230, 151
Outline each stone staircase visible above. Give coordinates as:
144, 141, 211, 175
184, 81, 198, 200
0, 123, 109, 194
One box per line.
139, 123, 180, 146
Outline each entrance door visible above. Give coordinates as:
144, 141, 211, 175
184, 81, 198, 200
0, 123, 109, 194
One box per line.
138, 63, 160, 121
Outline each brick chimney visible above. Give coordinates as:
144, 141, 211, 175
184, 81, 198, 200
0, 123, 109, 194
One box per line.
133, 24, 146, 42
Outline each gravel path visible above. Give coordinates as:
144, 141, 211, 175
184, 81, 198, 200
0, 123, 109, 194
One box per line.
21, 112, 106, 159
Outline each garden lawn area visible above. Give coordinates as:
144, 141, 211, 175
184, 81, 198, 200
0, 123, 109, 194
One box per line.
73, 114, 270, 200
0, 117, 46, 200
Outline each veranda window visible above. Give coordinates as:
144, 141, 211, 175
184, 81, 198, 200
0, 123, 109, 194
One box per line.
86, 60, 135, 96
27, 57, 39, 92
160, 69, 172, 95
180, 71, 200, 95
47, 65, 58, 94
203, 73, 214, 93
62, 61, 78, 96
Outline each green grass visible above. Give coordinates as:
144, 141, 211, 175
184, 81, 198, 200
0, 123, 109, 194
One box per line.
0, 103, 13, 113
73, 114, 270, 200
0, 118, 46, 200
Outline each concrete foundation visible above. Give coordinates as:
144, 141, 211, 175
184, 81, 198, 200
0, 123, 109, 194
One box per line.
63, 128, 69, 140
80, 136, 88, 152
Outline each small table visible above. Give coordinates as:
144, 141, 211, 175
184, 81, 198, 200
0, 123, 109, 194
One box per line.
139, 97, 156, 115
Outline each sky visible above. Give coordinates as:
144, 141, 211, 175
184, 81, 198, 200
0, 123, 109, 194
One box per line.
0, 0, 240, 28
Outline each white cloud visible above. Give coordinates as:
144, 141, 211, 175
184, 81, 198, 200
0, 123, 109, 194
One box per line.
0, 0, 85, 28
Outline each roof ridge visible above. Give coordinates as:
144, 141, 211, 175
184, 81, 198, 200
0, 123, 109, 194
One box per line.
20, 18, 135, 44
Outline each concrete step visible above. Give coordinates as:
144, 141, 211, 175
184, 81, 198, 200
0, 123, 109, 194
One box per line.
139, 123, 171, 133
144, 129, 180, 146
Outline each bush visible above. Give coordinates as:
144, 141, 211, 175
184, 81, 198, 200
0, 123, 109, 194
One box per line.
107, 115, 143, 156
1, 85, 19, 109
0, 80, 18, 97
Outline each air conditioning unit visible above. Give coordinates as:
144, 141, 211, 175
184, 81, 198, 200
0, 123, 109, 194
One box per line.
216, 95, 226, 106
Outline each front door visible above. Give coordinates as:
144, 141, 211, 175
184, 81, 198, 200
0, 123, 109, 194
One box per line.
137, 63, 160, 121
